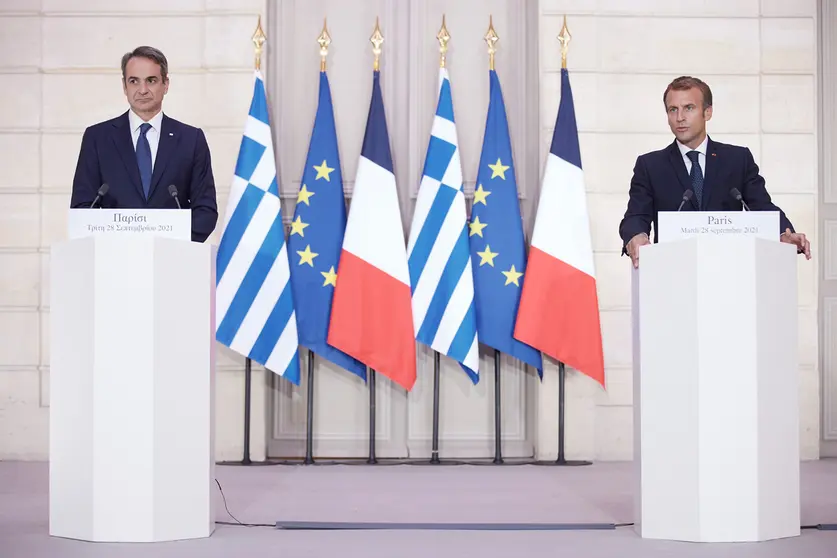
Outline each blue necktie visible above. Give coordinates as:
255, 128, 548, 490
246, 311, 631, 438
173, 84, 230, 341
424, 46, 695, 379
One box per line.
687, 150, 703, 208
137, 123, 152, 199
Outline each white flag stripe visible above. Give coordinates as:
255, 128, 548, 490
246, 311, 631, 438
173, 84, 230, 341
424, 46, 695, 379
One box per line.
464, 337, 479, 374
406, 176, 441, 254
215, 196, 281, 319
440, 148, 463, 191
249, 146, 278, 191
531, 153, 596, 277
244, 116, 273, 148
342, 156, 411, 286
410, 199, 462, 330
220, 176, 248, 231
265, 312, 300, 373
431, 117, 458, 147
432, 263, 474, 360
228, 242, 292, 355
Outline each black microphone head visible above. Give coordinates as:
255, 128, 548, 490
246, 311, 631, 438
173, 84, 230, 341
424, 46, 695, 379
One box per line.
682, 189, 694, 201
730, 187, 743, 201
98, 183, 109, 196
167, 184, 178, 198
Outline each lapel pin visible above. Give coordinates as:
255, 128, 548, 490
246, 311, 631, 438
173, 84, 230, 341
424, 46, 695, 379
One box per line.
169, 132, 174, 136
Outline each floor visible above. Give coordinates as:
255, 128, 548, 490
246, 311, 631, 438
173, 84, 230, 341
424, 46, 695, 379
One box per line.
1, 459, 835, 557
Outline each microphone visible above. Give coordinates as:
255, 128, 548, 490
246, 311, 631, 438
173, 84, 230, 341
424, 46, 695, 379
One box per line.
730, 187, 750, 211
89, 183, 109, 208
677, 189, 693, 211
168, 184, 182, 209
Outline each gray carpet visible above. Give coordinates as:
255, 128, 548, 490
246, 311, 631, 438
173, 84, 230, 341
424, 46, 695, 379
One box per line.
1, 460, 835, 557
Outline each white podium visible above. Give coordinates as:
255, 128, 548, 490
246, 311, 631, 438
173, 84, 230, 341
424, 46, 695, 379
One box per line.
49, 209, 217, 542
632, 212, 800, 543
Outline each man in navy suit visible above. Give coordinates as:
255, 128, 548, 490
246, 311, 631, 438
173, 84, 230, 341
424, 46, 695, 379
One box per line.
619, 76, 811, 268
70, 46, 218, 243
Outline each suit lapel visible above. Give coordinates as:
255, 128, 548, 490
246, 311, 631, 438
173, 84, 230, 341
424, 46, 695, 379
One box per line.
148, 115, 179, 199
702, 137, 721, 210
111, 112, 145, 199
666, 141, 698, 210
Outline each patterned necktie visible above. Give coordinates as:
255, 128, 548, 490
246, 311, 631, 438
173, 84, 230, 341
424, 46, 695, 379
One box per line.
137, 123, 152, 199
687, 150, 703, 208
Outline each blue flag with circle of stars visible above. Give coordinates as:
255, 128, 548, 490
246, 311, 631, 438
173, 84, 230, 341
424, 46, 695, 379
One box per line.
468, 69, 543, 375
287, 71, 366, 380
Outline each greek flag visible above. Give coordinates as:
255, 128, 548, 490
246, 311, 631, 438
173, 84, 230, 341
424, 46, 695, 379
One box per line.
214, 70, 301, 384
407, 67, 480, 383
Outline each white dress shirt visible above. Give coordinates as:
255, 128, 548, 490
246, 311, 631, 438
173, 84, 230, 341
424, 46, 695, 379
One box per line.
128, 109, 163, 170
676, 135, 708, 178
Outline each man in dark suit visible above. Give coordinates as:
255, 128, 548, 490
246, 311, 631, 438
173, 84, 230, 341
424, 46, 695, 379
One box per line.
619, 75, 811, 268
70, 46, 218, 243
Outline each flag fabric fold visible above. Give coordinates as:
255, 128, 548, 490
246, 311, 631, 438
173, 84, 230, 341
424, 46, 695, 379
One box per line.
288, 71, 367, 381
407, 67, 480, 384
215, 70, 301, 384
327, 70, 417, 391
514, 67, 605, 387
468, 69, 542, 375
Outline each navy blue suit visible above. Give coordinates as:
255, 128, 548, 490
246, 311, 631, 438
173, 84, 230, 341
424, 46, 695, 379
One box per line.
70, 111, 218, 243
618, 137, 794, 255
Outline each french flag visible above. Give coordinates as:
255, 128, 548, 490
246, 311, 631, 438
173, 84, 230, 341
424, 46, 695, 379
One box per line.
513, 68, 605, 387
327, 70, 417, 391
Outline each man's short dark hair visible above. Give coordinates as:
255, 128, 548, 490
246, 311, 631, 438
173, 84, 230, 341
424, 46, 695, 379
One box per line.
663, 76, 713, 110
121, 46, 169, 82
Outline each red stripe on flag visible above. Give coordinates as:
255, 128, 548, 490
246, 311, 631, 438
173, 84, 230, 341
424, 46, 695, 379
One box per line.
328, 250, 416, 391
514, 247, 605, 386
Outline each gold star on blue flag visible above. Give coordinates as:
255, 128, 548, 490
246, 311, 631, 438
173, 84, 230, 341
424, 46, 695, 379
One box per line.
468, 69, 542, 375
288, 71, 366, 380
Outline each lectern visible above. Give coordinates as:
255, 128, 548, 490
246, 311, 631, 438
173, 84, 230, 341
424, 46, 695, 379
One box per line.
632, 211, 800, 543
49, 209, 217, 542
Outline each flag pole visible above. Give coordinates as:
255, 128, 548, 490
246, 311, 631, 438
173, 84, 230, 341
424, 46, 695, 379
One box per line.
304, 350, 315, 464
427, 15, 452, 467
302, 19, 333, 468
368, 369, 377, 464
484, 16, 504, 465
547, 17, 590, 468
493, 350, 503, 464
365, 19, 384, 466
242, 357, 253, 465
235, 17, 267, 468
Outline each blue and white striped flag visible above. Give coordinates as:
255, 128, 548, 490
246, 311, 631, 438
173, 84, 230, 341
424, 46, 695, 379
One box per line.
215, 70, 301, 384
407, 67, 480, 383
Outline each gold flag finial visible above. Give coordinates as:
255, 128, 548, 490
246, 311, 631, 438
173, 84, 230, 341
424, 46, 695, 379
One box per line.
370, 17, 384, 71
318, 18, 331, 72
484, 15, 498, 70
558, 14, 571, 69
252, 15, 267, 71
437, 14, 450, 68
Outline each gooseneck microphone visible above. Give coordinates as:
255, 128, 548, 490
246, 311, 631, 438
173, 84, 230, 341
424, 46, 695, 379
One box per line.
89, 183, 109, 208
730, 187, 750, 211
677, 189, 694, 211
168, 184, 182, 209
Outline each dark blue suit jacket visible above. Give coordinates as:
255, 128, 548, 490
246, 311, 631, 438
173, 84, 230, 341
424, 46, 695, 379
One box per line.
70, 111, 218, 243
618, 137, 794, 255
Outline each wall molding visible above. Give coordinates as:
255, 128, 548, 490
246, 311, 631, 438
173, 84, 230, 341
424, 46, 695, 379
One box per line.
819, 0, 837, 445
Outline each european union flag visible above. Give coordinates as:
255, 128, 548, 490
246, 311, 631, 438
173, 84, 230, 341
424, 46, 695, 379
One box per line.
288, 71, 366, 380
469, 69, 543, 374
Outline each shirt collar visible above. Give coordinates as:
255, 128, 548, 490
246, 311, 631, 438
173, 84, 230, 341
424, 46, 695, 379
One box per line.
128, 109, 163, 133
677, 135, 708, 158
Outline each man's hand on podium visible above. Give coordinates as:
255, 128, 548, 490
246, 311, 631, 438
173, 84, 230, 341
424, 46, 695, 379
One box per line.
781, 228, 812, 260
627, 232, 651, 268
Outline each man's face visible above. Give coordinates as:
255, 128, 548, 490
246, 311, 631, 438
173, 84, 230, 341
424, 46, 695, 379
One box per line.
665, 87, 712, 148
123, 56, 168, 118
